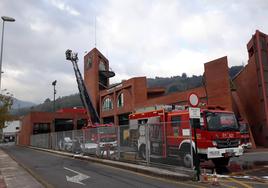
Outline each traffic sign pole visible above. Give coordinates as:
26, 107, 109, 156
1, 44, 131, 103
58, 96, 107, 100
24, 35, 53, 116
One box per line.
192, 119, 200, 181
188, 93, 201, 181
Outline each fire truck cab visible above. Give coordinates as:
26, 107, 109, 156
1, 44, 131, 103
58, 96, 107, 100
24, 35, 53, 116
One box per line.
129, 105, 244, 168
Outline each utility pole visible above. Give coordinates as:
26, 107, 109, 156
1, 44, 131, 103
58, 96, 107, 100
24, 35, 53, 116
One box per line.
0, 16, 15, 91
52, 80, 57, 112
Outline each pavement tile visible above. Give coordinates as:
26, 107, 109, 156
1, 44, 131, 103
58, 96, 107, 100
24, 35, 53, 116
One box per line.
0, 149, 44, 188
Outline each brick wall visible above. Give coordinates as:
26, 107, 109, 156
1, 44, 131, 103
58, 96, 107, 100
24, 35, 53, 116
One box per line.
233, 30, 268, 146
204, 56, 233, 111
18, 111, 87, 146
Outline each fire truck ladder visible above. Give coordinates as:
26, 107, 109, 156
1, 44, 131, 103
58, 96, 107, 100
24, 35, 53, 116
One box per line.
65, 49, 100, 124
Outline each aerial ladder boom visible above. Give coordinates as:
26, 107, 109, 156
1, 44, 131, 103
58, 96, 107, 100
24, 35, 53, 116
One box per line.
65, 49, 100, 125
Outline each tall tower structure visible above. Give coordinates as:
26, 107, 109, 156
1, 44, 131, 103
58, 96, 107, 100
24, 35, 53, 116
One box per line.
233, 30, 268, 146
84, 48, 115, 115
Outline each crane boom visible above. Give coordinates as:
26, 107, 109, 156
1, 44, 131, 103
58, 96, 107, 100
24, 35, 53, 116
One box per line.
65, 49, 100, 125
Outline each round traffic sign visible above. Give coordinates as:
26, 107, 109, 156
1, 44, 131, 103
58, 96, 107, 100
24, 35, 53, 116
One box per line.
188, 93, 199, 107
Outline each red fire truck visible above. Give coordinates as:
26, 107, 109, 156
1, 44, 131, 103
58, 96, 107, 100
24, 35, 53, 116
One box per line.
129, 105, 244, 168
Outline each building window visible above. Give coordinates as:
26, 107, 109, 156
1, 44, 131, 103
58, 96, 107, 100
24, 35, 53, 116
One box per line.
33, 123, 50, 134
117, 93, 124, 108
86, 57, 92, 69
103, 97, 113, 111
99, 60, 106, 71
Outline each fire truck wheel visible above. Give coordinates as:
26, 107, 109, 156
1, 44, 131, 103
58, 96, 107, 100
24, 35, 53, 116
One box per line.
179, 144, 195, 167
183, 153, 192, 168
139, 144, 146, 160
212, 157, 230, 168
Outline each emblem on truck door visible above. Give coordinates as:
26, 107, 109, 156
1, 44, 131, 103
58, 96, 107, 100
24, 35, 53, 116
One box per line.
226, 138, 231, 146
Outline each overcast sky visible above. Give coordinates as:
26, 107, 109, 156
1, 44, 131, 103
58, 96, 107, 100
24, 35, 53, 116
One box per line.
0, 0, 268, 104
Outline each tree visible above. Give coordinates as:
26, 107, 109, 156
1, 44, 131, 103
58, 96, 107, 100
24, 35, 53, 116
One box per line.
44, 98, 51, 103
181, 73, 187, 79
0, 94, 14, 140
168, 85, 178, 93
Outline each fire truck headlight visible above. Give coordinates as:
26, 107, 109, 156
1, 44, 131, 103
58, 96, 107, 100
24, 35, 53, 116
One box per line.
212, 140, 217, 147
238, 140, 241, 145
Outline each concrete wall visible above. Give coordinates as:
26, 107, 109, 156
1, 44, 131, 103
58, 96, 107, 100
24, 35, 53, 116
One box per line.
3, 121, 20, 134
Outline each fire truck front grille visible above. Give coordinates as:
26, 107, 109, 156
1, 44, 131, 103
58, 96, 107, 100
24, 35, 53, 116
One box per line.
216, 139, 239, 148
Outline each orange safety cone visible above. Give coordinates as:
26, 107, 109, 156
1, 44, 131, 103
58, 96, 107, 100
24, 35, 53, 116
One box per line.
212, 169, 220, 186
200, 169, 209, 183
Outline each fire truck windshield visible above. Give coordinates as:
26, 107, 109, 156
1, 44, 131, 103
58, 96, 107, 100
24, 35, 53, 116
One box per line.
98, 127, 117, 142
206, 112, 239, 131
100, 137, 116, 142
98, 127, 116, 134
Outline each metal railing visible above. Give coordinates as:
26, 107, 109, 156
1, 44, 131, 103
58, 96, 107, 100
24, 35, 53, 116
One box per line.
30, 121, 194, 171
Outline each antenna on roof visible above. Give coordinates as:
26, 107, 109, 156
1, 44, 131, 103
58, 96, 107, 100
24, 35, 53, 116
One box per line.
94, 16, 97, 48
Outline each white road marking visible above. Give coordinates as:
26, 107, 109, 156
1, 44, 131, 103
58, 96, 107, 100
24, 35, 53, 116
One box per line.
64, 167, 90, 185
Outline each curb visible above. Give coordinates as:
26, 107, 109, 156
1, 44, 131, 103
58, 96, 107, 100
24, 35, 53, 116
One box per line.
28, 146, 194, 181
1, 147, 52, 188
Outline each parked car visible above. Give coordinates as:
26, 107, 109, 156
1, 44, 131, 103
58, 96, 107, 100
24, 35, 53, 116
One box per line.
82, 136, 117, 157
59, 137, 82, 153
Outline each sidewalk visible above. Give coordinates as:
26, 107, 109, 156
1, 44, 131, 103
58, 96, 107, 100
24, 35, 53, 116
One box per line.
0, 148, 44, 188
245, 147, 268, 153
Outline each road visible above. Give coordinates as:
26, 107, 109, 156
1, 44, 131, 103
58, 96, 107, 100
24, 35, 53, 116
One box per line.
1, 145, 202, 188
2, 144, 268, 188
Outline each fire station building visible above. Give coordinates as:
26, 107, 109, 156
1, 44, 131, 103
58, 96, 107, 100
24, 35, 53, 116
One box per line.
18, 30, 268, 147
18, 108, 87, 145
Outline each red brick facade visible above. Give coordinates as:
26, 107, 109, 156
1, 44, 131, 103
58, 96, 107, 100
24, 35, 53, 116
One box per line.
233, 30, 268, 146
18, 109, 87, 146
84, 48, 110, 112
85, 35, 267, 147
204, 57, 233, 111
18, 30, 268, 147
95, 55, 232, 126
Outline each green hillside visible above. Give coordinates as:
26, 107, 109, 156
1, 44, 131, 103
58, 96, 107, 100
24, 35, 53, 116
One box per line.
12, 65, 243, 116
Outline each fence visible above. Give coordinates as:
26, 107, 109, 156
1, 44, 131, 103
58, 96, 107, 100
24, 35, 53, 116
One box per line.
30, 121, 194, 171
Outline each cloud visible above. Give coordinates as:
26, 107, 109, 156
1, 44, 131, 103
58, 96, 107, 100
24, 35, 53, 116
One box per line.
0, 0, 268, 103
97, 0, 268, 79
48, 0, 80, 16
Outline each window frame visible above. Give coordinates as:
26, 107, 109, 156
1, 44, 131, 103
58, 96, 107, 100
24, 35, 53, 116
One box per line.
117, 92, 124, 108
102, 97, 113, 111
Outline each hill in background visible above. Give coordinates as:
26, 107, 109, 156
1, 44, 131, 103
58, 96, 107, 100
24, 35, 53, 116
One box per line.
12, 98, 36, 109
11, 65, 244, 116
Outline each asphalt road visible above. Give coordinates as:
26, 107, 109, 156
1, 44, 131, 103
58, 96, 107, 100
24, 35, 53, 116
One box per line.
1, 145, 202, 188
2, 144, 268, 188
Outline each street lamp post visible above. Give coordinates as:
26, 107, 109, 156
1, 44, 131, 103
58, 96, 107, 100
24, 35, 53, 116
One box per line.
52, 80, 57, 112
0, 16, 15, 91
